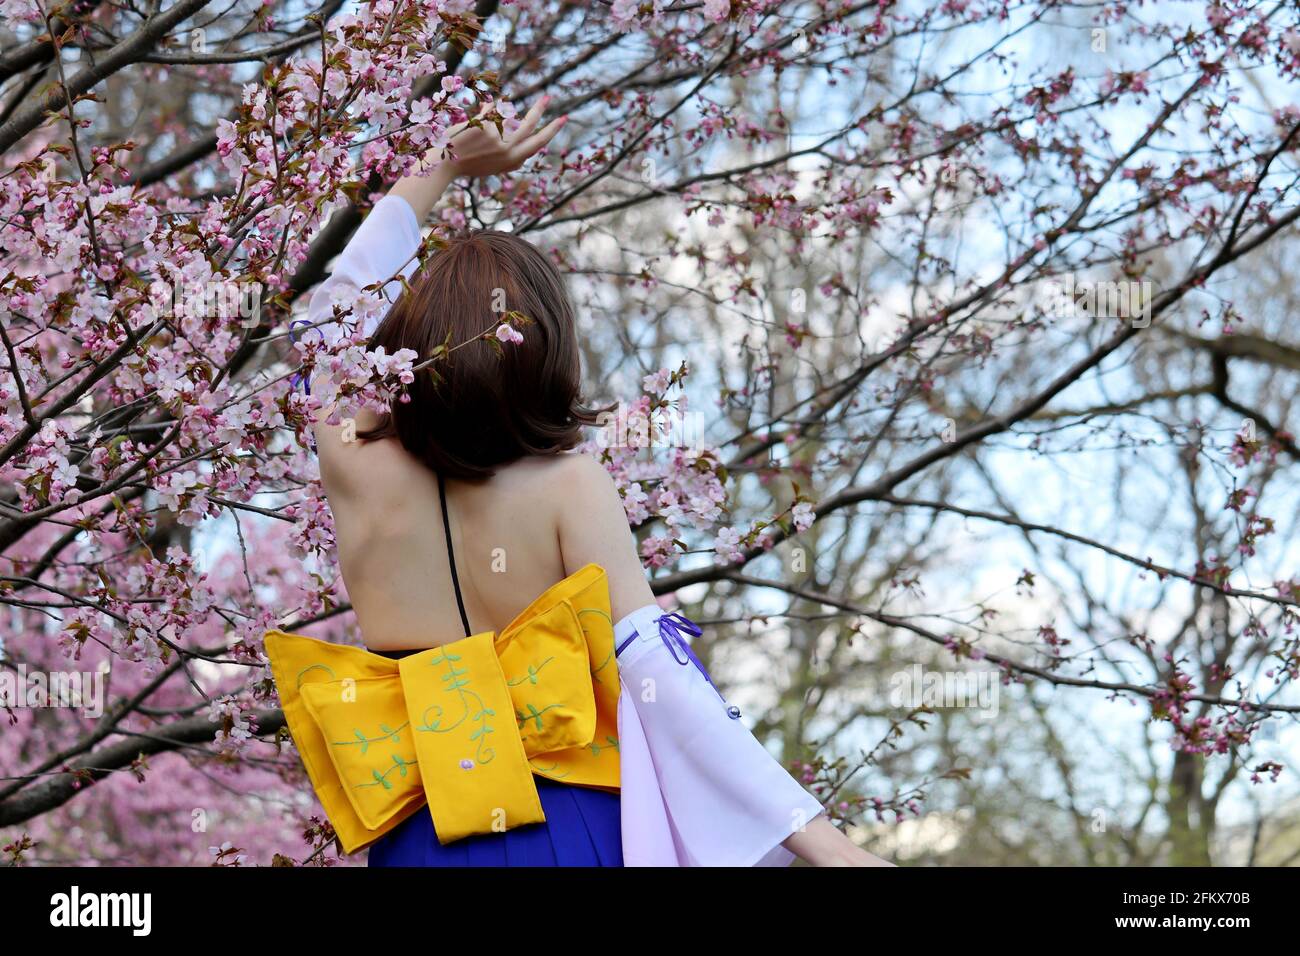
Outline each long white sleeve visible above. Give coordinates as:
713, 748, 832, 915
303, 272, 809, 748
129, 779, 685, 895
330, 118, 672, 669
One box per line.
613, 604, 827, 866
305, 195, 424, 345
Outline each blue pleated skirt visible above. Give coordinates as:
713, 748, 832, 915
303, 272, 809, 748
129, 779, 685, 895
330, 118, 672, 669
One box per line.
367, 777, 623, 867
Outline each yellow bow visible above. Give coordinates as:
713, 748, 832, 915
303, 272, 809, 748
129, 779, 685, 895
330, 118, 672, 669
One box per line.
263, 564, 621, 854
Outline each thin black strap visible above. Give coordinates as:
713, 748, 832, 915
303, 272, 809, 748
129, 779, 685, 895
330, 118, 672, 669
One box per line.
437, 472, 472, 638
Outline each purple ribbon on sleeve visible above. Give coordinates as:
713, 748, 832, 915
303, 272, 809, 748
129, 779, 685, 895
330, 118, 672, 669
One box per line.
617, 611, 738, 717
287, 318, 316, 395
653, 611, 717, 689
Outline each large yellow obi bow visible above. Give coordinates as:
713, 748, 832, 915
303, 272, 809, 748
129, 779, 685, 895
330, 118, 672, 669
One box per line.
263, 563, 621, 854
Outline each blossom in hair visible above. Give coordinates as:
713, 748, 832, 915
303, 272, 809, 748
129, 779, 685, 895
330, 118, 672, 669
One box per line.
495, 322, 525, 345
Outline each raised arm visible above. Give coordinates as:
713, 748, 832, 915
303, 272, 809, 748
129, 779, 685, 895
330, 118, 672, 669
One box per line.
307, 97, 566, 493
391, 96, 566, 223
304, 193, 423, 353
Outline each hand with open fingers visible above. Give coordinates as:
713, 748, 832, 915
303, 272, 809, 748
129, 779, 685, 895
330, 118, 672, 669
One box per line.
389, 97, 566, 224
439, 97, 567, 179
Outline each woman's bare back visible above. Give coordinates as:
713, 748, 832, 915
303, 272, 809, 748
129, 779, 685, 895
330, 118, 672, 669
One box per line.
316, 424, 654, 652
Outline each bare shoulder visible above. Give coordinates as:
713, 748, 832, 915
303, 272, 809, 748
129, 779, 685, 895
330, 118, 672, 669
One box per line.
521, 452, 623, 506
315, 429, 428, 504
554, 451, 617, 483
531, 452, 654, 617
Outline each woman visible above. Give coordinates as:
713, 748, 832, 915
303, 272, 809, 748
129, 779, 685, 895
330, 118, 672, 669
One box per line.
266, 97, 890, 867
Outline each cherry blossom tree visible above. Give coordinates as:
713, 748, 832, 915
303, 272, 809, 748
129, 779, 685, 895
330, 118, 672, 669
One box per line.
2, 0, 1298, 864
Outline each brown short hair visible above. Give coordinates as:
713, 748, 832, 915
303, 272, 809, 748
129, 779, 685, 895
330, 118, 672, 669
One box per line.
357, 230, 602, 480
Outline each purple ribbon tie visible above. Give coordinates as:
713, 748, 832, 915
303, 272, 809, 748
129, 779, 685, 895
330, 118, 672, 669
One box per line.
655, 612, 714, 686
287, 318, 316, 395
617, 611, 738, 716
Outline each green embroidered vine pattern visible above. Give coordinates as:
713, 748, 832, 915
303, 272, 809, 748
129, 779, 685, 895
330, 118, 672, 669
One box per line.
508, 656, 563, 739
574, 606, 622, 756
331, 722, 408, 755
328, 721, 417, 790
578, 608, 613, 626
528, 759, 570, 779
577, 608, 616, 683
416, 647, 496, 764
356, 753, 417, 790
507, 656, 555, 687
294, 663, 337, 687
516, 702, 564, 734
588, 647, 614, 683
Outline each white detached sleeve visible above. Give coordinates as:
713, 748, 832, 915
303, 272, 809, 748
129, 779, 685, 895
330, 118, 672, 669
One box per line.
613, 604, 827, 867
304, 195, 423, 346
